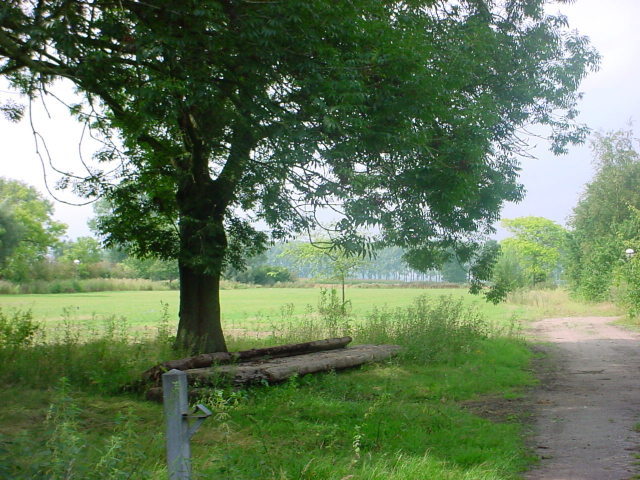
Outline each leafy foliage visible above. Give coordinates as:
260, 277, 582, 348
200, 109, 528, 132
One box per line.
491, 248, 526, 292
500, 217, 568, 287
567, 130, 640, 301
122, 256, 178, 282
440, 255, 469, 283
0, 178, 67, 282
0, 0, 598, 350
58, 237, 103, 265
227, 264, 293, 286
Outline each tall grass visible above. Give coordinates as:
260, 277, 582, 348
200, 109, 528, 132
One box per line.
0, 378, 163, 479
355, 296, 491, 364
256, 289, 503, 366
0, 306, 182, 392
506, 288, 621, 319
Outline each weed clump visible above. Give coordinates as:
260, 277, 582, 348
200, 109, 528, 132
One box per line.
355, 295, 490, 364
0, 308, 40, 351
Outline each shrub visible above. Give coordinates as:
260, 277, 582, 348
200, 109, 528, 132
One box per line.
229, 264, 294, 285
0, 308, 40, 350
612, 255, 640, 317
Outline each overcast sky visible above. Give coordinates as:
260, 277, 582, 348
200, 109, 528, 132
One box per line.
1, 0, 639, 240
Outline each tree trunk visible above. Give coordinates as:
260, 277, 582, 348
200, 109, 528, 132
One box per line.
174, 171, 229, 354
176, 264, 227, 353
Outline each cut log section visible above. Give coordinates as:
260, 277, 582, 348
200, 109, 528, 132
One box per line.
143, 336, 352, 382
186, 344, 401, 387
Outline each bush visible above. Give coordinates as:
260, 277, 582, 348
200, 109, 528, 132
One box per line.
612, 255, 640, 317
0, 308, 40, 350
230, 265, 294, 285
0, 277, 179, 294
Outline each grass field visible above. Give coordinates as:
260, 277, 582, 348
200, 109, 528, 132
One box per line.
0, 286, 620, 336
0, 287, 621, 479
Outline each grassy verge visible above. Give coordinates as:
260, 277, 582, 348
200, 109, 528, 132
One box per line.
0, 293, 535, 480
505, 289, 621, 320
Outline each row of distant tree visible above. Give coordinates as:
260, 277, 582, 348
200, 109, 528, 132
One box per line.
0, 174, 565, 291
0, 173, 606, 290
0, 176, 470, 286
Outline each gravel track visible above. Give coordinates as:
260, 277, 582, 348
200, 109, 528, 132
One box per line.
526, 316, 640, 480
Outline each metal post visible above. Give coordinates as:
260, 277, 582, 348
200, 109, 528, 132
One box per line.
162, 369, 212, 480
163, 369, 191, 480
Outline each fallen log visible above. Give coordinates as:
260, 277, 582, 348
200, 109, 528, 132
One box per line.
142, 336, 353, 383
186, 344, 401, 387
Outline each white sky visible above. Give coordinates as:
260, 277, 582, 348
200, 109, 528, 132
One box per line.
1, 0, 639, 240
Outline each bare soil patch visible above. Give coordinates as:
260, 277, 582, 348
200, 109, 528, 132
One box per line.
463, 395, 531, 424
525, 316, 640, 480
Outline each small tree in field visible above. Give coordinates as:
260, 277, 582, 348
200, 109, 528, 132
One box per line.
284, 241, 368, 312
0, 0, 598, 352
500, 217, 568, 287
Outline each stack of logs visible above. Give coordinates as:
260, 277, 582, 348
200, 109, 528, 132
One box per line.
143, 337, 401, 401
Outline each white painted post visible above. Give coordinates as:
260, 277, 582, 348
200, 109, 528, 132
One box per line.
162, 369, 191, 480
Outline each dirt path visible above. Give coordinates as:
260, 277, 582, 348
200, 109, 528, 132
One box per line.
526, 316, 640, 480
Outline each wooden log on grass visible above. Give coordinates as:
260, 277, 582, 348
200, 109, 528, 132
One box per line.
143, 336, 353, 383
186, 344, 402, 387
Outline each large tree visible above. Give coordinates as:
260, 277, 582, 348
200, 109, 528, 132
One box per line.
0, 178, 66, 281
567, 129, 640, 300
0, 0, 597, 352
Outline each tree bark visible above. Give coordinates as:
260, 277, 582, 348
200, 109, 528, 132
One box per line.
186, 344, 402, 387
143, 336, 353, 382
174, 168, 229, 353
176, 264, 227, 353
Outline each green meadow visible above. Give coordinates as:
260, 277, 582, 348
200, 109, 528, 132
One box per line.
0, 286, 619, 336
0, 287, 535, 332
0, 287, 620, 479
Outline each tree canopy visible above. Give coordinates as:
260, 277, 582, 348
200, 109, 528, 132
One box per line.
500, 216, 567, 287
0, 0, 598, 352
